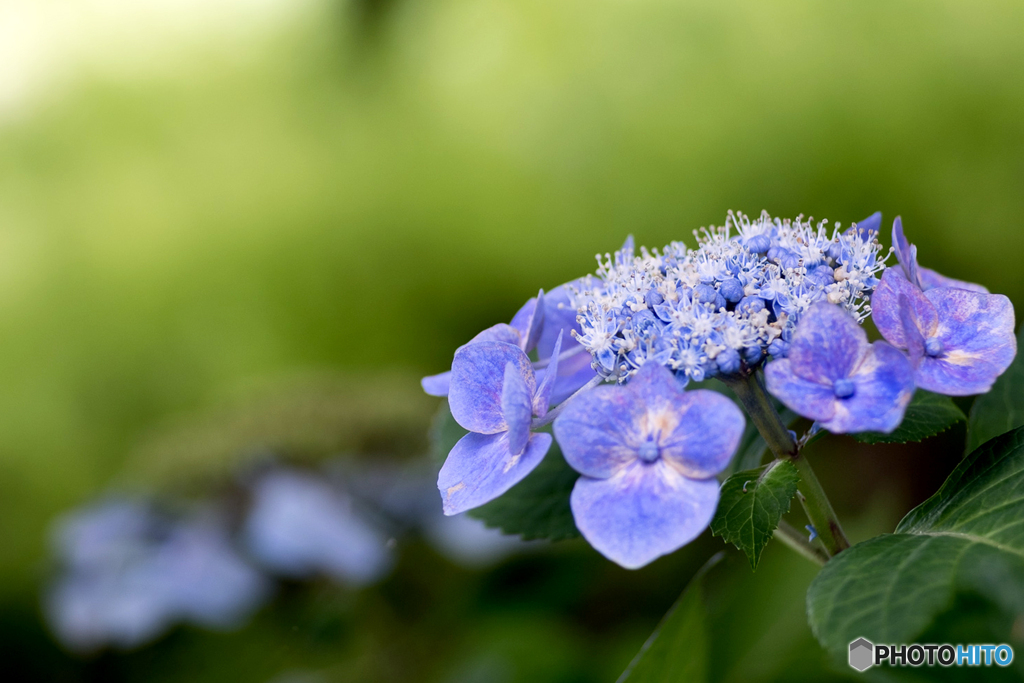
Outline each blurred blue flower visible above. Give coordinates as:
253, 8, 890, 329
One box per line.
438, 335, 565, 515
765, 302, 915, 433
244, 470, 394, 585
872, 266, 1016, 395
553, 362, 744, 569
891, 216, 988, 293
46, 500, 269, 653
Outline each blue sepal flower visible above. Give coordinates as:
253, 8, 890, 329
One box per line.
553, 362, 744, 569
439, 336, 565, 515
765, 302, 915, 433
872, 267, 1016, 395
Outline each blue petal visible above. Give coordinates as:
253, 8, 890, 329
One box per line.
509, 291, 545, 353
469, 323, 522, 346
658, 389, 744, 480
787, 302, 867, 384
421, 372, 451, 397
438, 432, 552, 515
554, 383, 647, 479
570, 461, 719, 569
533, 330, 562, 417
846, 211, 881, 239
918, 266, 989, 294
892, 216, 922, 288
550, 350, 598, 404
449, 342, 536, 434
914, 288, 1017, 395
502, 362, 533, 456
872, 268, 938, 349
820, 342, 915, 433
764, 358, 837, 422
537, 283, 581, 359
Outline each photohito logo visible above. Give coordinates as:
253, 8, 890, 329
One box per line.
848, 638, 1014, 671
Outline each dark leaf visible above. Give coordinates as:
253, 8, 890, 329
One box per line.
967, 324, 1024, 453
853, 390, 964, 445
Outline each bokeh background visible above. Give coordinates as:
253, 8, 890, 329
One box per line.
1, 0, 1023, 681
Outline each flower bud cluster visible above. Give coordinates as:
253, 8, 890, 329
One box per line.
569, 211, 888, 384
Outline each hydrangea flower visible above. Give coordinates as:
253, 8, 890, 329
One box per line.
553, 362, 744, 569
873, 270, 1016, 396
765, 302, 915, 433
438, 333, 566, 515
568, 212, 888, 385
243, 470, 393, 586
46, 501, 269, 652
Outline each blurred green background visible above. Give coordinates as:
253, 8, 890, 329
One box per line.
1, 0, 1023, 680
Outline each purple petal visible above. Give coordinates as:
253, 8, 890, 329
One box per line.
554, 383, 647, 479
658, 388, 744, 479
764, 358, 838, 422
502, 363, 533, 456
469, 323, 522, 346
438, 432, 552, 515
872, 268, 938, 348
533, 330, 563, 417
913, 289, 1017, 395
846, 211, 881, 239
892, 216, 922, 288
421, 372, 451, 397
787, 302, 868, 384
570, 461, 718, 569
918, 266, 989, 294
820, 342, 915, 433
509, 291, 545, 353
449, 342, 536, 434
538, 283, 582, 358
898, 294, 925, 365
550, 350, 598, 404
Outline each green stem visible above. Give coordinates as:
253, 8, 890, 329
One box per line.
774, 520, 828, 566
723, 371, 851, 558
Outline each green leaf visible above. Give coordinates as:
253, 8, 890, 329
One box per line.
968, 325, 1024, 453
617, 553, 722, 683
710, 460, 800, 569
807, 425, 1024, 654
468, 438, 581, 540
852, 389, 965, 444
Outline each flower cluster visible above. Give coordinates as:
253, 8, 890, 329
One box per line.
569, 211, 888, 384
423, 211, 1016, 570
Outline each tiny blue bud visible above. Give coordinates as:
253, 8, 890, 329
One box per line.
768, 339, 789, 358
719, 277, 744, 303
713, 293, 727, 311
737, 296, 765, 315
924, 337, 944, 357
806, 524, 818, 542
746, 234, 771, 253
694, 284, 717, 304
644, 290, 664, 308
743, 346, 763, 364
716, 348, 741, 375
833, 378, 856, 399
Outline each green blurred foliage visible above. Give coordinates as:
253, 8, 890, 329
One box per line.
0, 0, 1023, 679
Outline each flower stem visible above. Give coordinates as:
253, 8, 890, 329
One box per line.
723, 371, 850, 559
774, 520, 828, 566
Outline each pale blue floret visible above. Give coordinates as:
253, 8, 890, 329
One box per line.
553, 362, 744, 569
765, 302, 915, 434
871, 218, 1016, 396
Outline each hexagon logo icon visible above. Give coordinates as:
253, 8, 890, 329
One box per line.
849, 638, 874, 672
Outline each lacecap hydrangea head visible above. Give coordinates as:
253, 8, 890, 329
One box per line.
568, 211, 889, 385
